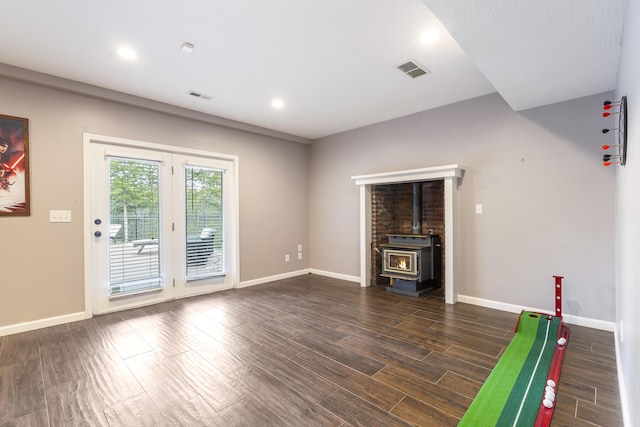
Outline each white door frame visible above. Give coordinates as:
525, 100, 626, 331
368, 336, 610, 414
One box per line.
82, 133, 240, 316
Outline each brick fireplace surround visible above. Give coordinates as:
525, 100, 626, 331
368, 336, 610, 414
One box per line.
371, 180, 445, 287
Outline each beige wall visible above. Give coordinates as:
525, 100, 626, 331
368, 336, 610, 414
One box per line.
310, 92, 616, 322
0, 76, 309, 328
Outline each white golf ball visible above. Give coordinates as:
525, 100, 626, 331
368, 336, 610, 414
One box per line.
543, 398, 554, 409
547, 379, 556, 388
545, 386, 555, 394
545, 391, 556, 401
557, 337, 567, 346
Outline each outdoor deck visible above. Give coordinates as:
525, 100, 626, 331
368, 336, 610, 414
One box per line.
108, 242, 223, 293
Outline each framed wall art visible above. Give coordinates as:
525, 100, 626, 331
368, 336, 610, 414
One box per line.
0, 114, 30, 216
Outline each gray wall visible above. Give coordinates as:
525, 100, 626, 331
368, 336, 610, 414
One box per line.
614, 0, 639, 424
310, 92, 616, 322
0, 76, 309, 327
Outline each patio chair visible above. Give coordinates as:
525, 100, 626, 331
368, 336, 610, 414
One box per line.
186, 228, 216, 266
109, 224, 123, 242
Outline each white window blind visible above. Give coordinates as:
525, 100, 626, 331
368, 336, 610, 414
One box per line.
108, 157, 163, 297
185, 165, 224, 281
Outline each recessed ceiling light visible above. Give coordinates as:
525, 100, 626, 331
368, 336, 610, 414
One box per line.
271, 98, 284, 109
419, 29, 440, 45
116, 47, 137, 60
181, 42, 195, 53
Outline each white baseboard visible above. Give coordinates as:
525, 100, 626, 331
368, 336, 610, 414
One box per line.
614, 324, 631, 427
0, 311, 89, 337
308, 269, 361, 283
457, 294, 615, 332
237, 269, 311, 288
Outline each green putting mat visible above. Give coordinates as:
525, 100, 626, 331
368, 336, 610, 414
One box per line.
458, 311, 563, 427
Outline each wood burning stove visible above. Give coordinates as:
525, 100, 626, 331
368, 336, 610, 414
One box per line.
381, 233, 441, 297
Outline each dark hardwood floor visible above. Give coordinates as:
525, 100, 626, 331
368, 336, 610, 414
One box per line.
0, 274, 623, 426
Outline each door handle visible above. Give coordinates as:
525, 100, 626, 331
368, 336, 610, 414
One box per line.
94, 231, 102, 237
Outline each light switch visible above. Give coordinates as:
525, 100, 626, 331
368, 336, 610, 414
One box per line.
50, 210, 72, 222
475, 204, 483, 215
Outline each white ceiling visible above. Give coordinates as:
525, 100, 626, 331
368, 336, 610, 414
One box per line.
0, 0, 627, 141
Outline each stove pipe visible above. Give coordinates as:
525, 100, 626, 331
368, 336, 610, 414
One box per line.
411, 182, 422, 234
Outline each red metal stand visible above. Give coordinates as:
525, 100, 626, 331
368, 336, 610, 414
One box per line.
553, 275, 563, 318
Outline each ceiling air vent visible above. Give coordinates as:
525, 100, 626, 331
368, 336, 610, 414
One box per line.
188, 90, 212, 100
397, 60, 430, 79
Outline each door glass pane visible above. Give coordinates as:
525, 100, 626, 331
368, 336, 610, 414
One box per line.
185, 165, 223, 280
108, 157, 162, 296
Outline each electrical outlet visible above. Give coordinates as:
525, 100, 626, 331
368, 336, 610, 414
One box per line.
298, 244, 302, 252
298, 252, 302, 260
475, 204, 483, 214
285, 254, 290, 262
50, 210, 72, 222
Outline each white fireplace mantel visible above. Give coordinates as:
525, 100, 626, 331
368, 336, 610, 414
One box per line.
352, 165, 464, 304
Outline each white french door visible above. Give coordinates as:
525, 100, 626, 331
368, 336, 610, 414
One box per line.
87, 137, 237, 315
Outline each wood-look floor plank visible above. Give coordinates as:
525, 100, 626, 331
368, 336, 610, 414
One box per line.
336, 334, 445, 383
0, 331, 39, 366
0, 409, 48, 427
390, 395, 460, 427
228, 366, 343, 426
354, 320, 453, 353
185, 328, 248, 375
556, 377, 596, 404
395, 320, 507, 357
159, 395, 226, 426
230, 339, 340, 404
0, 358, 46, 424
125, 351, 201, 410
232, 322, 307, 358
105, 392, 228, 427
250, 314, 324, 339
374, 365, 472, 419
422, 350, 492, 384
77, 348, 145, 409
291, 349, 406, 411
101, 322, 155, 359
39, 339, 88, 389
335, 323, 435, 358
320, 388, 413, 427
292, 331, 386, 376
437, 371, 483, 400
67, 319, 113, 358
412, 309, 511, 338
443, 345, 500, 371
103, 393, 163, 426
217, 395, 287, 427
164, 350, 246, 412
45, 377, 109, 426
550, 410, 602, 427
576, 399, 624, 426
